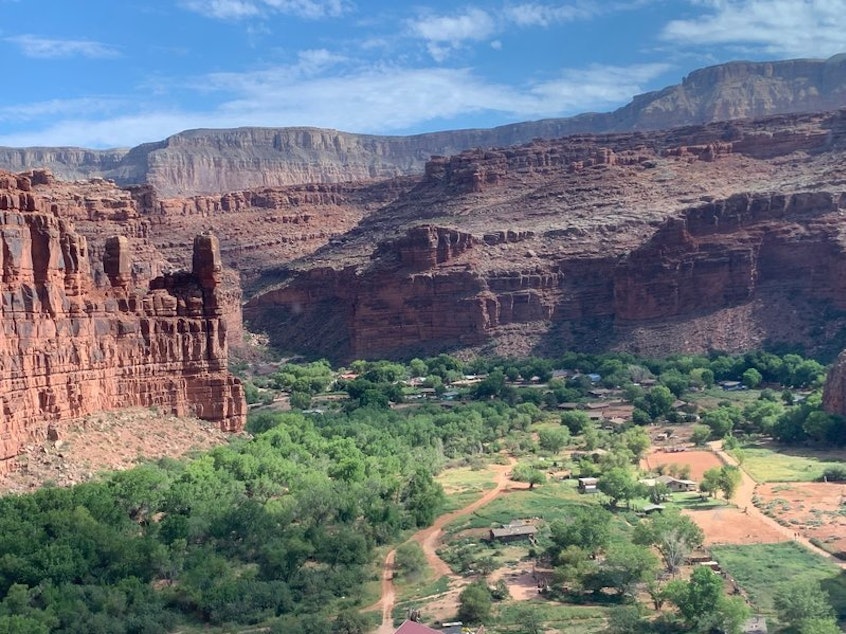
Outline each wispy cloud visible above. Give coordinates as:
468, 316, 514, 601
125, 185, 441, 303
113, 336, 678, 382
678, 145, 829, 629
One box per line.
7, 35, 119, 59
407, 3, 612, 61
503, 2, 597, 27
408, 8, 497, 61
0, 97, 126, 123
661, 0, 846, 58
179, 0, 351, 20
0, 59, 669, 148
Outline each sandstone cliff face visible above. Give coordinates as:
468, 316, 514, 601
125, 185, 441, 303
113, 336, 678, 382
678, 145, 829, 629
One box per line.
0, 172, 245, 472
128, 178, 415, 293
243, 111, 846, 361
3, 55, 846, 196
823, 351, 846, 416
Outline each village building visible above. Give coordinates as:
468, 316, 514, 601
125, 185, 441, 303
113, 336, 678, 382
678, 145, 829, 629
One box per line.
577, 477, 599, 493
640, 474, 698, 492
394, 620, 485, 634
489, 522, 538, 543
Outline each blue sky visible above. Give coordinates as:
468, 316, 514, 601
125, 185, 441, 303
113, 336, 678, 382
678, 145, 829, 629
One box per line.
1, 0, 844, 149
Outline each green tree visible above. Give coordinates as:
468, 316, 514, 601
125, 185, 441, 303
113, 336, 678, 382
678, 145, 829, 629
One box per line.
457, 581, 492, 624
633, 510, 704, 573
742, 367, 762, 388
700, 467, 722, 498
702, 406, 738, 439
598, 467, 643, 508
690, 424, 711, 446
774, 579, 837, 633
598, 542, 659, 597
289, 391, 312, 410
508, 604, 544, 634
402, 468, 445, 527
718, 465, 742, 501
619, 427, 651, 461
548, 506, 612, 559
538, 427, 571, 453
394, 542, 426, 580
332, 609, 369, 634
561, 410, 591, 434
408, 358, 428, 377
667, 566, 750, 633
512, 464, 546, 489
607, 605, 648, 634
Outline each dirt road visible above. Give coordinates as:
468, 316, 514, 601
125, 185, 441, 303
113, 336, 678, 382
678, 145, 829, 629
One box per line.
373, 457, 520, 634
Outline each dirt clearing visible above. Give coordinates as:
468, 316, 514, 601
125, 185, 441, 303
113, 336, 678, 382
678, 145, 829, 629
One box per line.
640, 449, 724, 480
756, 482, 846, 558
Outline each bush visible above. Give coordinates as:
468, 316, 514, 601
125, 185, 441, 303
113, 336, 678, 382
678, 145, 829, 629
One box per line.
821, 466, 846, 482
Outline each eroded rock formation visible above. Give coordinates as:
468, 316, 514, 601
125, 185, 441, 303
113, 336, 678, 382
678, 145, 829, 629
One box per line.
0, 171, 245, 472
244, 110, 846, 361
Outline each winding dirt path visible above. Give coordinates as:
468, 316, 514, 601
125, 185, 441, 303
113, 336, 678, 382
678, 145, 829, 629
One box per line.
707, 441, 846, 569
373, 457, 520, 634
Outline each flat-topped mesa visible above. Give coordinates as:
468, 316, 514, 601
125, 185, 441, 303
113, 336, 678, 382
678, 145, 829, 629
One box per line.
0, 171, 245, 473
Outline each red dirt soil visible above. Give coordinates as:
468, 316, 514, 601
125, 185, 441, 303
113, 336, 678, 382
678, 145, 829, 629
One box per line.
683, 506, 786, 546
756, 482, 846, 559
640, 449, 724, 481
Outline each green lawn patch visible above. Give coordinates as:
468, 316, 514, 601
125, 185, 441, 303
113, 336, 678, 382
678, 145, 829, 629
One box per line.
445, 480, 586, 532
493, 601, 608, 633
739, 445, 846, 482
437, 464, 500, 513
711, 542, 846, 621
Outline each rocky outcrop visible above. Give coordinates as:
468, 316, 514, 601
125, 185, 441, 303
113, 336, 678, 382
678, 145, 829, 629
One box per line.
243, 110, 846, 361
128, 178, 415, 292
823, 351, 846, 416
0, 171, 245, 473
4, 55, 846, 196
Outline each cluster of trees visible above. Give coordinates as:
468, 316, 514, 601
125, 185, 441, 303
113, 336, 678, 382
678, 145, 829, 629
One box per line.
539, 503, 754, 632
0, 408, 460, 633
240, 348, 844, 444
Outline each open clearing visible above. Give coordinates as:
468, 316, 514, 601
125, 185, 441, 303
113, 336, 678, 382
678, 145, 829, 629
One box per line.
756, 482, 846, 559
640, 449, 723, 481
740, 444, 846, 482
711, 542, 846, 622
683, 506, 786, 546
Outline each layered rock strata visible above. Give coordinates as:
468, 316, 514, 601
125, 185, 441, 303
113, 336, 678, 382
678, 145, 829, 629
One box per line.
244, 111, 846, 361
0, 172, 245, 472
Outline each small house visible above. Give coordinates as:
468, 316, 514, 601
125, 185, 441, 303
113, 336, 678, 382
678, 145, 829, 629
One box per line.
656, 474, 697, 492
742, 616, 768, 634
571, 448, 608, 463
489, 522, 537, 543
394, 620, 485, 634
641, 503, 665, 514
577, 477, 599, 493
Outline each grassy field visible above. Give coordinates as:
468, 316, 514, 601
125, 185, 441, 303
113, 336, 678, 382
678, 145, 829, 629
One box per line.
711, 542, 846, 621
437, 463, 500, 513
445, 479, 586, 532
493, 601, 608, 633
686, 386, 763, 409
739, 445, 846, 482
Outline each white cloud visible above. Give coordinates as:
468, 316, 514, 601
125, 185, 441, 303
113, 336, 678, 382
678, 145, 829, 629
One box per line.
408, 8, 497, 60
503, 3, 596, 27
179, 0, 350, 20
407, 4, 613, 61
528, 63, 671, 112
661, 0, 846, 58
0, 60, 669, 148
0, 97, 126, 123
7, 35, 119, 59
